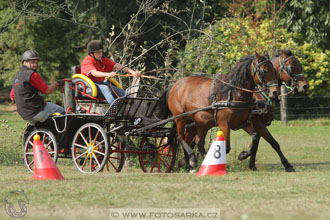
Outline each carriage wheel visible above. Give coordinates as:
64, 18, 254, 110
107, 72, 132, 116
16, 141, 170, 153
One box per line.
138, 136, 176, 173
71, 123, 109, 173
23, 128, 58, 173
105, 138, 125, 172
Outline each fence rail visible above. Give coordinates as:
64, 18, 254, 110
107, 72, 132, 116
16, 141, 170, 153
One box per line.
273, 95, 330, 120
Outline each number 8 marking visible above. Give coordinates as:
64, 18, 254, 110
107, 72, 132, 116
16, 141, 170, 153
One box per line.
38, 150, 43, 163
214, 145, 221, 159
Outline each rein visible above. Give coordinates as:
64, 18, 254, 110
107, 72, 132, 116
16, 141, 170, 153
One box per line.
279, 88, 294, 97
105, 68, 177, 82
115, 74, 162, 80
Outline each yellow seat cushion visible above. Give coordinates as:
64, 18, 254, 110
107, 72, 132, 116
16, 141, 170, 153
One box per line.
72, 74, 123, 98
72, 74, 98, 97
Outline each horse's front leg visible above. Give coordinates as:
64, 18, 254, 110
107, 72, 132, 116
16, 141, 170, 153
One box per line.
175, 118, 198, 169
238, 124, 262, 171
195, 126, 208, 158
247, 132, 261, 171
252, 119, 295, 172
183, 125, 198, 171
218, 123, 231, 154
238, 123, 256, 161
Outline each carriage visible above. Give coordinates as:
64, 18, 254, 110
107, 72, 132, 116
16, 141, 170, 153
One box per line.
22, 69, 178, 174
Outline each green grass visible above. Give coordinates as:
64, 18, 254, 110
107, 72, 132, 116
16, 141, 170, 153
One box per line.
0, 104, 26, 166
0, 104, 330, 220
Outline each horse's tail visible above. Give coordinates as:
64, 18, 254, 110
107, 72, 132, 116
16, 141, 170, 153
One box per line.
155, 86, 172, 119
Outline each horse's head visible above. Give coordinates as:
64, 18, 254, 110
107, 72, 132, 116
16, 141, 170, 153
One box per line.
275, 49, 309, 93
252, 51, 280, 100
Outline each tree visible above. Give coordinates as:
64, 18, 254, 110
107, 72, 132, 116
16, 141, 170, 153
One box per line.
175, 16, 330, 96
0, 0, 229, 86
279, 0, 330, 50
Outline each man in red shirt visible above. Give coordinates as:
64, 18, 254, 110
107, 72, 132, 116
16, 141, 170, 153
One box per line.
11, 50, 65, 125
81, 40, 140, 105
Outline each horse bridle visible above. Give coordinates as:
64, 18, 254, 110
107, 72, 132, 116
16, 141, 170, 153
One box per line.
279, 55, 305, 90
213, 57, 278, 94
252, 58, 278, 89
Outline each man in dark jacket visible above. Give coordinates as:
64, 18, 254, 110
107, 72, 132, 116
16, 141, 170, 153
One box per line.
11, 50, 65, 125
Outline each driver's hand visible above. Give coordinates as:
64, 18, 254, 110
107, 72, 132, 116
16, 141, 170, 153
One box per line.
133, 72, 141, 77
56, 79, 65, 86
108, 72, 117, 78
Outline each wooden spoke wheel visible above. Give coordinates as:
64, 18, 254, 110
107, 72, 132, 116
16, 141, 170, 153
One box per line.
23, 128, 58, 173
71, 123, 109, 173
138, 135, 176, 173
105, 138, 125, 172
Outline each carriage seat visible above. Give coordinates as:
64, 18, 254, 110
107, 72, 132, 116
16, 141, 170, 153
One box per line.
71, 66, 123, 101
72, 73, 100, 99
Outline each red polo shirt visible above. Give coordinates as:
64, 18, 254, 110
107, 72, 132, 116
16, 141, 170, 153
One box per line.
10, 72, 48, 100
81, 55, 117, 82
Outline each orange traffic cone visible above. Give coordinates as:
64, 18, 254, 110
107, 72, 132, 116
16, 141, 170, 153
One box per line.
197, 130, 228, 176
32, 134, 64, 180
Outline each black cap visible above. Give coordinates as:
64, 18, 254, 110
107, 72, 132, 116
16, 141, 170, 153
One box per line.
87, 40, 103, 54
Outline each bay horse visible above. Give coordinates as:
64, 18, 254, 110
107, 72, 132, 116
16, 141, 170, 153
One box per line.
157, 52, 280, 169
237, 49, 309, 171
182, 49, 309, 172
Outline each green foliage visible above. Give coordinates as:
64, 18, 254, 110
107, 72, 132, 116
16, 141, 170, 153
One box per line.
176, 17, 330, 96
1, 0, 329, 97
0, 0, 229, 90
280, 0, 330, 49
299, 45, 330, 95
177, 18, 288, 76
0, 13, 36, 86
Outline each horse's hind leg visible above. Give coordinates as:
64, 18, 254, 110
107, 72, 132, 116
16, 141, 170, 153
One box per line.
252, 120, 295, 172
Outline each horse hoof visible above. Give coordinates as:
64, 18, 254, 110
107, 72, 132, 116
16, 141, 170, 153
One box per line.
238, 151, 249, 161
286, 167, 295, 172
189, 169, 197, 173
189, 160, 197, 168
226, 147, 231, 154
177, 158, 186, 168
189, 154, 197, 168
250, 166, 257, 171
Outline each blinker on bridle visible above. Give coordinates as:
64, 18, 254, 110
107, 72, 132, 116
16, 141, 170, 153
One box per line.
251, 58, 278, 88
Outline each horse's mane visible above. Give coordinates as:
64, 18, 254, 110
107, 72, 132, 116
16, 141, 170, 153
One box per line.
211, 54, 269, 100
212, 55, 253, 100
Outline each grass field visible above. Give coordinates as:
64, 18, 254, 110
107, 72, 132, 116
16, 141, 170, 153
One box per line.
1, 104, 330, 220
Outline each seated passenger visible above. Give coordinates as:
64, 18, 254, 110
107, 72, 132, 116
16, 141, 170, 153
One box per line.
10, 50, 65, 125
81, 40, 140, 105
